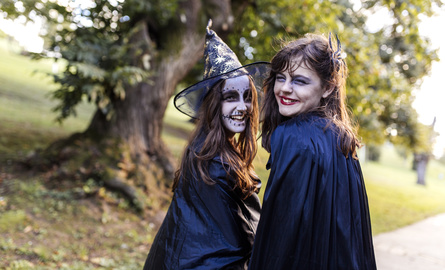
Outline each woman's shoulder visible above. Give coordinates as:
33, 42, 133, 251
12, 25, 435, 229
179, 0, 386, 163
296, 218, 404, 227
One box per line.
282, 113, 328, 128
274, 114, 329, 139
271, 113, 336, 154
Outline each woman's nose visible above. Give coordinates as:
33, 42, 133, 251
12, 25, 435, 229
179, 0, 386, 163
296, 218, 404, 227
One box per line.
280, 80, 292, 93
237, 100, 247, 111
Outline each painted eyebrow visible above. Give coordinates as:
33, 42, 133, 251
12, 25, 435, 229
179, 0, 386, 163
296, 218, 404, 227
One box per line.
291, 74, 310, 80
222, 87, 249, 93
276, 71, 310, 81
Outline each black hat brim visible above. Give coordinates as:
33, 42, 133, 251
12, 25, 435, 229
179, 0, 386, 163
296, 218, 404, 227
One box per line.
174, 61, 271, 119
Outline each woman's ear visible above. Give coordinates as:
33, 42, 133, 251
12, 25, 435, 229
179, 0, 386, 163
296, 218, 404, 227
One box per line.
322, 85, 335, 98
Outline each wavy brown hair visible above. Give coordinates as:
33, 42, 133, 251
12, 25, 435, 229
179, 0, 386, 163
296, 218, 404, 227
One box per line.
173, 77, 260, 197
261, 33, 360, 158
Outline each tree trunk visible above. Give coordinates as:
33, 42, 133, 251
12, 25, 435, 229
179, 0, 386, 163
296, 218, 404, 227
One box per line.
414, 153, 429, 185
413, 118, 436, 185
77, 0, 235, 209
25, 0, 243, 211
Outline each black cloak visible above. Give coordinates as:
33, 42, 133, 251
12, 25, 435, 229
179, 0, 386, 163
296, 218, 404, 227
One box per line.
249, 114, 376, 270
144, 148, 261, 269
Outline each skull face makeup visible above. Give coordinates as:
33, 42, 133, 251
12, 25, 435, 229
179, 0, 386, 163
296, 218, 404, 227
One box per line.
221, 75, 252, 135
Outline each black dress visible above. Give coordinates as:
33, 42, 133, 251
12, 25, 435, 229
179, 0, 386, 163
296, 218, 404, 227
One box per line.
144, 146, 261, 270
249, 114, 376, 270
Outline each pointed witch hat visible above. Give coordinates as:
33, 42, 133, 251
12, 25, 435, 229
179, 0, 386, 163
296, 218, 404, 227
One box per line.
174, 20, 270, 119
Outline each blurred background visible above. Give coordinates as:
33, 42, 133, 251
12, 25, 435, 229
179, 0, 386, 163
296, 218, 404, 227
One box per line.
1, 0, 445, 269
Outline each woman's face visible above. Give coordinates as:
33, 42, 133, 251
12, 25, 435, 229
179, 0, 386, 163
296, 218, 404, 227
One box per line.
221, 75, 252, 135
273, 58, 330, 117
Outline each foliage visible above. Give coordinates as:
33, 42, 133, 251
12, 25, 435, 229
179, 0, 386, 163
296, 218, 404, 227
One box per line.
0, 1, 192, 209
1, 0, 444, 208
0, 0, 164, 121
1, 0, 443, 151
228, 0, 441, 152
0, 38, 92, 163
1, 49, 445, 267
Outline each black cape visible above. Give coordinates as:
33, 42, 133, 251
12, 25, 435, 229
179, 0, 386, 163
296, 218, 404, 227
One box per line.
249, 114, 376, 270
144, 152, 261, 269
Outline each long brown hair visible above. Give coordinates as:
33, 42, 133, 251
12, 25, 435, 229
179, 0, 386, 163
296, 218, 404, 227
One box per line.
261, 33, 360, 158
173, 77, 260, 197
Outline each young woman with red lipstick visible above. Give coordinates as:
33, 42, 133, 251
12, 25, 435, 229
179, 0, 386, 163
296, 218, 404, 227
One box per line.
143, 21, 269, 269
249, 33, 377, 270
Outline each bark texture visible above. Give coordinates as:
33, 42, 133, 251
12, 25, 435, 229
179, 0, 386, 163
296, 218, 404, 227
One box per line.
25, 0, 250, 211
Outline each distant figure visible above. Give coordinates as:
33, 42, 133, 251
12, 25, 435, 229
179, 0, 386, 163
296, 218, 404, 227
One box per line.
143, 20, 269, 269
249, 33, 376, 269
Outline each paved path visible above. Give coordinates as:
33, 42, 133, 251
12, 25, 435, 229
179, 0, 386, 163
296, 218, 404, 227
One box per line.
373, 213, 445, 270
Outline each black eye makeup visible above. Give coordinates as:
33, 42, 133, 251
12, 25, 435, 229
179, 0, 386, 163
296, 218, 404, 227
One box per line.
276, 72, 311, 85
222, 90, 240, 101
275, 74, 286, 82
243, 90, 252, 102
291, 76, 309, 85
222, 88, 251, 102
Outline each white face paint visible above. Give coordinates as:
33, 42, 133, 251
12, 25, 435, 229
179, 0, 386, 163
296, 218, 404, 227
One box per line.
221, 75, 252, 135
274, 57, 330, 118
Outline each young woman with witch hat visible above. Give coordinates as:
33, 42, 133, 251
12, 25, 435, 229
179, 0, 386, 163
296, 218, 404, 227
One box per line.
143, 20, 269, 270
249, 33, 376, 270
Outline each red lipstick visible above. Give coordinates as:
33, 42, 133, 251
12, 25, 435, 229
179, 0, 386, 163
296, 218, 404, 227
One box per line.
279, 96, 298, 105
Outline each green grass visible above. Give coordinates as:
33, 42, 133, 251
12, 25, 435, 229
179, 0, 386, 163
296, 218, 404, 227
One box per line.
361, 145, 445, 234
0, 38, 94, 161
0, 40, 92, 130
1, 37, 445, 268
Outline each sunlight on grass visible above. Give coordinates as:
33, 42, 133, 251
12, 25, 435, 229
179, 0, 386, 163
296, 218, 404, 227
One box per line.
0, 38, 93, 132
253, 146, 270, 200
2, 37, 445, 268
3, 37, 443, 236
0, 39, 94, 159
0, 209, 26, 232
361, 145, 445, 234
163, 97, 195, 134
161, 98, 194, 162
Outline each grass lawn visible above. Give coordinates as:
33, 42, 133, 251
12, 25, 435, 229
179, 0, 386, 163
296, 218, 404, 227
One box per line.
0, 38, 94, 160
1, 37, 445, 268
362, 146, 445, 234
